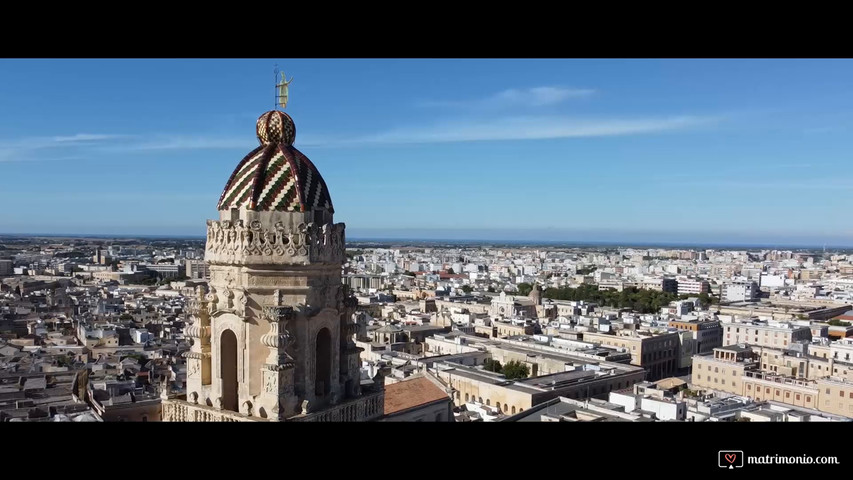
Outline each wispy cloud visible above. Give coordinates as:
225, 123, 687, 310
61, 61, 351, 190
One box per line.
0, 133, 128, 162
51, 133, 128, 143
420, 86, 596, 109
0, 133, 261, 159
678, 179, 853, 190
354, 114, 719, 145
116, 135, 253, 151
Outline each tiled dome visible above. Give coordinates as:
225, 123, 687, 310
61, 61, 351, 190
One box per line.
217, 111, 333, 213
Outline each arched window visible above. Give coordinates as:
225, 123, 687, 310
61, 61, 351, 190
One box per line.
511, 406, 516, 414
465, 393, 469, 402
315, 328, 332, 397
220, 329, 238, 412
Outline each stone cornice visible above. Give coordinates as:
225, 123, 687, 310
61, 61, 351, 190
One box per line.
205, 219, 345, 266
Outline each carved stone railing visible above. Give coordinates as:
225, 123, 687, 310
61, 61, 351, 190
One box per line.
205, 219, 345, 265
291, 390, 385, 422
162, 398, 266, 422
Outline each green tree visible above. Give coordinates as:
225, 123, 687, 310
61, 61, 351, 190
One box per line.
483, 358, 502, 373
541, 284, 681, 314
516, 282, 533, 296
446, 267, 455, 274
502, 360, 530, 380
487, 286, 496, 293
828, 319, 851, 327
461, 285, 473, 294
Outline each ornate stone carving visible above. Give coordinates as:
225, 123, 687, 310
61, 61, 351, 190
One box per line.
206, 286, 218, 314
260, 305, 296, 368
184, 351, 210, 360
235, 289, 249, 318
185, 323, 211, 340
243, 400, 254, 417
188, 359, 200, 377
301, 400, 311, 415
190, 391, 199, 404
220, 287, 233, 311
205, 219, 345, 265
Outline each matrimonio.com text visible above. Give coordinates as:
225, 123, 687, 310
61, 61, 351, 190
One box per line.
748, 455, 840, 465
719, 451, 841, 469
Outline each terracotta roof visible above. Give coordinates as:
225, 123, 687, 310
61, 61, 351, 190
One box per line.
383, 376, 449, 416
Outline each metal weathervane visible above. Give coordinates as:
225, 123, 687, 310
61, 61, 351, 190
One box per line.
274, 65, 294, 110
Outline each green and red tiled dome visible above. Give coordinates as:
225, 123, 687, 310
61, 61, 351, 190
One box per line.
217, 110, 333, 213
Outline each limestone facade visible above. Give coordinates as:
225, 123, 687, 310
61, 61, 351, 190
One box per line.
164, 108, 383, 421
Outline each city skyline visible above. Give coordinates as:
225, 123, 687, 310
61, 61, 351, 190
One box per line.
1, 59, 852, 245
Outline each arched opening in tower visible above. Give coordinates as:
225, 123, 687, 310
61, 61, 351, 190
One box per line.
315, 328, 332, 397
220, 330, 239, 412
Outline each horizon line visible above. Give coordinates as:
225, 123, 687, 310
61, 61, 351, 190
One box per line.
0, 232, 849, 250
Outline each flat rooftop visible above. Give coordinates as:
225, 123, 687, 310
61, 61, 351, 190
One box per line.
717, 344, 752, 354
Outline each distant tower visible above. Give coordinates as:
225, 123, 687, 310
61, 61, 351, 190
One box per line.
175, 76, 383, 422
528, 283, 542, 306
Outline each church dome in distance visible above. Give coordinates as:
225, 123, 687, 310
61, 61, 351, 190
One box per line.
217, 110, 333, 213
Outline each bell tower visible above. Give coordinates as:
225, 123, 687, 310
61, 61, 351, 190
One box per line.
174, 75, 382, 421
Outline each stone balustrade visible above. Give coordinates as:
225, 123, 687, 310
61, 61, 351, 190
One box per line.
205, 219, 345, 265
291, 390, 385, 422
162, 398, 265, 422
163, 392, 384, 422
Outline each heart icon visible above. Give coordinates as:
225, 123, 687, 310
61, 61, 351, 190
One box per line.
725, 454, 737, 464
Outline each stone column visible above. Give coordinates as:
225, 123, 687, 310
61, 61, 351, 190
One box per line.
185, 286, 212, 404
260, 305, 298, 420
339, 296, 363, 399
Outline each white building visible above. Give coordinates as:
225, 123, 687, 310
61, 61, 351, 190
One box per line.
185, 260, 210, 280
759, 274, 786, 289
608, 391, 686, 421
722, 281, 759, 302
130, 328, 152, 344
677, 279, 710, 296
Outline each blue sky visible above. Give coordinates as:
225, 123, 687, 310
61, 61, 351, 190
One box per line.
0, 59, 851, 246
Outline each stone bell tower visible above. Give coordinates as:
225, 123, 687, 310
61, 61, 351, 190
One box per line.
175, 102, 383, 422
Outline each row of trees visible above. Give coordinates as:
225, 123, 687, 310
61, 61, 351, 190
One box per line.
827, 319, 852, 327
516, 282, 534, 296
483, 359, 530, 379
542, 284, 717, 314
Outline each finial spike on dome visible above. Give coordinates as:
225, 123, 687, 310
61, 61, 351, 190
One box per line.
273, 65, 279, 110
